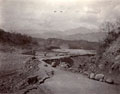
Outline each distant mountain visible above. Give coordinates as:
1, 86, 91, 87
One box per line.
0, 28, 99, 51
65, 32, 107, 42
63, 27, 95, 35
30, 30, 64, 39
36, 32, 63, 39
30, 27, 107, 42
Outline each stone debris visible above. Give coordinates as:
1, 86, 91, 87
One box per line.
94, 74, 104, 81
105, 78, 114, 84
89, 73, 95, 79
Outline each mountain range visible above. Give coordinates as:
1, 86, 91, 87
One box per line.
30, 27, 107, 42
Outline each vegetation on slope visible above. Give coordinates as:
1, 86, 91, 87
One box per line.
0, 29, 38, 47
97, 28, 120, 56
94, 21, 120, 83
0, 28, 99, 51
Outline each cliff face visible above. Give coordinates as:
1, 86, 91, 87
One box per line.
97, 36, 120, 83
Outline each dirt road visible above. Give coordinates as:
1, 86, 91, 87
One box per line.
44, 70, 120, 94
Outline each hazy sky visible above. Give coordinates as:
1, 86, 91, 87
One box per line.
0, 0, 120, 34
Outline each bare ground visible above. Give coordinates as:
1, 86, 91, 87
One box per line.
44, 69, 120, 94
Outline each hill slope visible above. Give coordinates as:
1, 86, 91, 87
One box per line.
0, 28, 99, 51
96, 29, 120, 84
0, 29, 38, 47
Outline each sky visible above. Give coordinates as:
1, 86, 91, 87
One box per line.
0, 0, 120, 34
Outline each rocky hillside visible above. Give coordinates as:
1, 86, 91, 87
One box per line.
0, 53, 54, 93
95, 28, 120, 84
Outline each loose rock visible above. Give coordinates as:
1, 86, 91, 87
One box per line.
95, 74, 104, 81
51, 62, 57, 67
83, 71, 89, 76
89, 73, 95, 79
105, 78, 114, 84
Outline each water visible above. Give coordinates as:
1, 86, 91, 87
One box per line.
53, 49, 96, 55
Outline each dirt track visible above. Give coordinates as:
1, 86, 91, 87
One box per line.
44, 70, 120, 94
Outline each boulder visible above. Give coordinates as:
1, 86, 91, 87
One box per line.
51, 62, 57, 67
61, 63, 68, 68
83, 71, 89, 76
27, 76, 38, 84
115, 55, 120, 60
89, 73, 95, 79
105, 78, 114, 84
99, 79, 103, 82
95, 74, 104, 81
